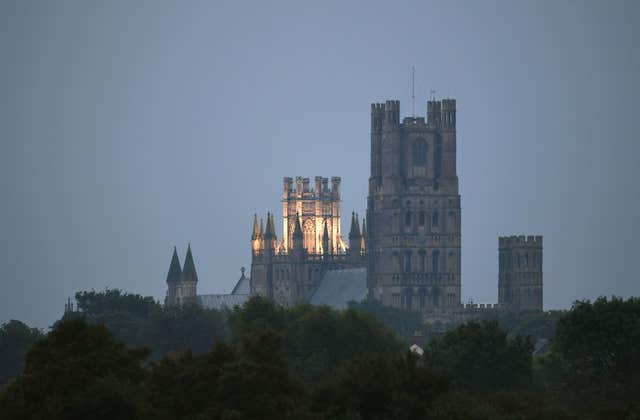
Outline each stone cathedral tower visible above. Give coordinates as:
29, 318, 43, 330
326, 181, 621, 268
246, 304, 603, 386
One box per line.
498, 236, 543, 311
366, 99, 461, 311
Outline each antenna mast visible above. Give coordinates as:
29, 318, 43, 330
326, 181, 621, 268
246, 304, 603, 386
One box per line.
411, 66, 415, 118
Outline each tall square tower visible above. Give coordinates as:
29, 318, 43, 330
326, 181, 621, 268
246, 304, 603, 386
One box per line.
366, 99, 461, 311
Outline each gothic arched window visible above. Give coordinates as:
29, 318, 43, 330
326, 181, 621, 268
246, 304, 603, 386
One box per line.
434, 136, 442, 177
404, 251, 412, 273
418, 250, 426, 272
392, 252, 400, 273
412, 138, 427, 165
432, 211, 439, 228
303, 219, 315, 253
432, 250, 440, 273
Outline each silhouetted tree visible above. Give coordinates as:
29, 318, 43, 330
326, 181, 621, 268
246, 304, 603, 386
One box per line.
425, 320, 533, 391
348, 298, 423, 340
555, 296, 640, 403
230, 297, 401, 382
0, 320, 43, 385
71, 289, 228, 358
146, 329, 306, 419
312, 352, 449, 420
0, 317, 149, 419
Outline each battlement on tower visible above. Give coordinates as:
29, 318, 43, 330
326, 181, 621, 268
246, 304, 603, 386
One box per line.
402, 116, 427, 126
371, 98, 456, 130
283, 176, 341, 199
499, 235, 543, 248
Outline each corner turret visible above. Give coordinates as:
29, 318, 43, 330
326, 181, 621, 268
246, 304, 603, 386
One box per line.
383, 100, 400, 129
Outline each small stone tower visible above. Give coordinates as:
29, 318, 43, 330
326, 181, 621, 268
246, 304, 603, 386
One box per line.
498, 236, 543, 311
165, 245, 199, 305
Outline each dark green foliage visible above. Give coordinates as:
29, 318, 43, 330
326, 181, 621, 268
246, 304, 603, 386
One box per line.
0, 320, 43, 385
312, 352, 449, 420
0, 317, 149, 419
348, 298, 423, 340
71, 289, 228, 358
228, 295, 286, 338
146, 329, 306, 420
75, 289, 159, 318
230, 297, 402, 382
426, 320, 534, 391
555, 296, 640, 402
431, 390, 580, 420
479, 309, 564, 341
2, 292, 639, 419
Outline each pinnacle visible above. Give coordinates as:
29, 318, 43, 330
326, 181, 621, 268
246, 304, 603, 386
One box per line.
349, 211, 361, 238
293, 212, 303, 239
252, 214, 259, 239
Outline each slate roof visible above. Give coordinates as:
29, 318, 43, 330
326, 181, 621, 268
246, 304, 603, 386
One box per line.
182, 244, 198, 283
309, 267, 367, 310
197, 269, 250, 310
197, 294, 249, 310
231, 271, 250, 295
166, 247, 182, 284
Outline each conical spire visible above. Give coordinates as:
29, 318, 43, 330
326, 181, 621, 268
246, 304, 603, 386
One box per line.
251, 214, 259, 240
259, 218, 264, 237
166, 247, 182, 284
264, 212, 276, 239
361, 217, 367, 239
182, 243, 198, 283
349, 211, 361, 239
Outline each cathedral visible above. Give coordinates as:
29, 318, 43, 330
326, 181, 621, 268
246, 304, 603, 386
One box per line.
165, 97, 543, 314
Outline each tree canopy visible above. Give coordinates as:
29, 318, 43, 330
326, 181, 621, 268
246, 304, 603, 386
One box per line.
1, 293, 639, 419
0, 320, 43, 386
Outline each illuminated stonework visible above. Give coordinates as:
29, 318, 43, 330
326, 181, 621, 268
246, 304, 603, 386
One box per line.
249, 176, 365, 306
282, 176, 347, 255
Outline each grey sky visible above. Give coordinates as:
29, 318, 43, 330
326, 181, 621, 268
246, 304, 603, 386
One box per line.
1, 1, 638, 328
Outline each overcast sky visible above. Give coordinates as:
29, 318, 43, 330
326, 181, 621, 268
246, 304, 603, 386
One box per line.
1, 0, 638, 328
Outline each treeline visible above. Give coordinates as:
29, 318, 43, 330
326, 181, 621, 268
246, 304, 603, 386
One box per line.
348, 298, 564, 341
0, 294, 639, 419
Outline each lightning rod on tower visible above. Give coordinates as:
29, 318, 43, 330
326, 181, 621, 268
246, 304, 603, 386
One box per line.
411, 66, 415, 118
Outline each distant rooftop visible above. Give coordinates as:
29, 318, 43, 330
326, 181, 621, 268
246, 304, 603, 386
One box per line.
310, 267, 367, 310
